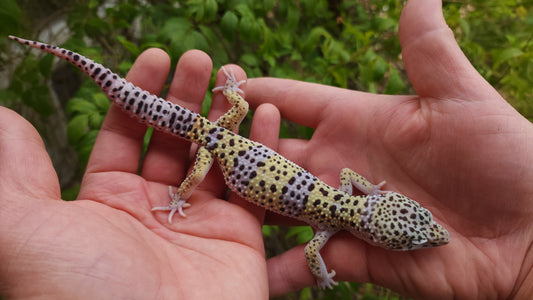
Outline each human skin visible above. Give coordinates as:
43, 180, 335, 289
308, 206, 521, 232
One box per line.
245, 0, 533, 298
1, 0, 533, 299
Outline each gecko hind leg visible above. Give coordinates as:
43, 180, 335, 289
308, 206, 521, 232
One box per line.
305, 229, 339, 289
152, 147, 213, 223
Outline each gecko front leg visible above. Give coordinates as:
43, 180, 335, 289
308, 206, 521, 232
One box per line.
339, 168, 387, 196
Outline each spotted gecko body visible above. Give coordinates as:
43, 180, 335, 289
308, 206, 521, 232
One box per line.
10, 36, 450, 289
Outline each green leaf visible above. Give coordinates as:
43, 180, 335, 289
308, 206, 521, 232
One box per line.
93, 93, 110, 111
262, 0, 276, 12
88, 112, 105, 129
331, 68, 348, 88
298, 287, 312, 300
261, 225, 278, 236
286, 226, 314, 244
68, 98, 97, 114
67, 114, 89, 144
494, 47, 523, 68
240, 53, 259, 67
62, 184, 80, 201
117, 35, 140, 56
76, 130, 99, 164
385, 67, 406, 95
204, 0, 218, 21
22, 85, 53, 116
0, 88, 18, 105
88, 0, 99, 9
0, 0, 22, 38
159, 17, 191, 42
301, 27, 330, 54
221, 11, 239, 41
372, 57, 388, 81
85, 17, 110, 36
198, 25, 218, 45
184, 30, 209, 52
285, 2, 300, 31
38, 52, 54, 78
119, 61, 134, 75
239, 15, 262, 42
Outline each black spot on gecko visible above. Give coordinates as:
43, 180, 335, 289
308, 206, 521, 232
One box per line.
288, 177, 296, 185
249, 171, 257, 179
329, 205, 337, 216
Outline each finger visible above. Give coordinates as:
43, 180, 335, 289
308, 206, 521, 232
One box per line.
267, 244, 314, 296
399, 0, 497, 100
245, 78, 382, 129
141, 50, 213, 185
85, 48, 171, 174
0, 107, 60, 202
228, 103, 281, 222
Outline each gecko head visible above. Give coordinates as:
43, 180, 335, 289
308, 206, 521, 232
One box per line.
353, 192, 449, 250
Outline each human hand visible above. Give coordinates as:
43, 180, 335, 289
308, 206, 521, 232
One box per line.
0, 49, 280, 299
245, 0, 533, 298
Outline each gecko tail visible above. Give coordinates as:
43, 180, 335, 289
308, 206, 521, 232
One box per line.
9, 35, 207, 143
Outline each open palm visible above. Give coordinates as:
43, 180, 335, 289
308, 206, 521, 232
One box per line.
0, 49, 279, 299
247, 0, 533, 298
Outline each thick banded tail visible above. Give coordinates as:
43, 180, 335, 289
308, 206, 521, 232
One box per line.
9, 35, 208, 142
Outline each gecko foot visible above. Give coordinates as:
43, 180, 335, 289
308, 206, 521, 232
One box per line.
212, 66, 246, 94
317, 270, 338, 290
151, 186, 191, 223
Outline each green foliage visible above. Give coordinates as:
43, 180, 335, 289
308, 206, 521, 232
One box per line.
2, 0, 532, 299
443, 0, 533, 120
65, 82, 109, 165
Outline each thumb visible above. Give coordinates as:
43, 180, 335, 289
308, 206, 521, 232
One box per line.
399, 0, 495, 100
0, 107, 60, 201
